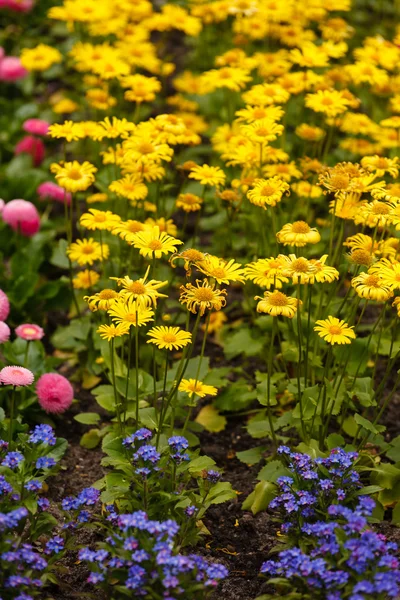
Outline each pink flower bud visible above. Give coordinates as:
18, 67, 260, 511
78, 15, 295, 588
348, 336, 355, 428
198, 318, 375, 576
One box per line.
0, 322, 10, 344
0, 57, 28, 82
23, 119, 49, 136
36, 373, 74, 414
15, 135, 45, 166
2, 199, 40, 237
37, 182, 71, 205
0, 290, 10, 321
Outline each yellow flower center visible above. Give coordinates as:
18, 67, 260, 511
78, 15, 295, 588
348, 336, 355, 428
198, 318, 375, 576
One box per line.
321, 96, 334, 106
124, 313, 138, 323
23, 327, 37, 335
291, 258, 309, 272
148, 240, 163, 251
194, 288, 215, 302
268, 292, 288, 306
376, 158, 389, 169
330, 174, 349, 189
99, 289, 118, 299
68, 168, 83, 181
261, 185, 275, 196
291, 221, 310, 234
211, 267, 227, 279
364, 274, 381, 287
255, 127, 269, 137
94, 213, 107, 222
351, 249, 371, 265
329, 325, 343, 335
128, 282, 146, 295
253, 108, 266, 119
127, 222, 143, 233
81, 244, 95, 254
138, 142, 154, 155
163, 333, 177, 343
371, 202, 390, 215
188, 381, 201, 392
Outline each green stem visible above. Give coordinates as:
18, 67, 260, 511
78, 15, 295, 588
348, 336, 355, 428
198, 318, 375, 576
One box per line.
267, 318, 278, 449
135, 314, 140, 425
110, 338, 123, 436
8, 386, 16, 444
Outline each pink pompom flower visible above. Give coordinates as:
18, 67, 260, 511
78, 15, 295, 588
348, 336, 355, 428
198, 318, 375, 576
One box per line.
15, 135, 45, 166
0, 290, 10, 321
0, 0, 34, 11
15, 323, 44, 341
0, 321, 10, 343
36, 373, 74, 414
37, 182, 71, 205
23, 119, 49, 136
0, 57, 28, 82
2, 199, 40, 237
0, 365, 34, 387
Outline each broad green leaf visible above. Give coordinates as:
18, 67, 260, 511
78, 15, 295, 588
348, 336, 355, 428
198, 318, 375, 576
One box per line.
188, 455, 216, 473
242, 481, 277, 515
195, 405, 227, 432
74, 412, 101, 425
236, 446, 265, 465
80, 429, 102, 449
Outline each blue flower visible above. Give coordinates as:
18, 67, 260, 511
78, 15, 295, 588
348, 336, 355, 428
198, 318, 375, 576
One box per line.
45, 536, 64, 554
168, 436, 189, 452
2, 451, 24, 469
29, 424, 56, 446
36, 456, 56, 469
24, 479, 42, 492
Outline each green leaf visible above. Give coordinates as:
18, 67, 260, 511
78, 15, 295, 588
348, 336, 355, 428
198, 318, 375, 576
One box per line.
195, 405, 227, 432
392, 501, 400, 524
326, 433, 345, 450
92, 385, 116, 413
138, 407, 158, 430
354, 413, 385, 435
80, 429, 102, 449
242, 481, 277, 515
50, 239, 69, 269
222, 328, 263, 359
351, 378, 375, 408
0, 407, 5, 423
236, 446, 265, 465
257, 460, 288, 482
74, 413, 101, 425
356, 485, 383, 495
188, 455, 216, 474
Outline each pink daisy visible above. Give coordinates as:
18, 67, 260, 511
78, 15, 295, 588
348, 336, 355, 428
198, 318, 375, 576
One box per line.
0, 289, 10, 321
0, 321, 10, 343
0, 365, 34, 387
15, 323, 44, 341
36, 373, 74, 414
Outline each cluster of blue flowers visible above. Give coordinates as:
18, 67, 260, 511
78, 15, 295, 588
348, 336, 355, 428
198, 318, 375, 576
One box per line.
79, 508, 228, 598
270, 446, 361, 537
61, 486, 100, 526
261, 447, 400, 599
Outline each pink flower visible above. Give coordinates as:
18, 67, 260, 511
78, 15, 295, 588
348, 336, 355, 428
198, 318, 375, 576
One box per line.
0, 57, 28, 82
0, 322, 10, 343
0, 365, 34, 387
15, 135, 45, 166
0, 0, 34, 11
36, 373, 74, 414
2, 199, 40, 237
15, 323, 44, 341
0, 290, 10, 321
37, 182, 71, 205
23, 119, 49, 136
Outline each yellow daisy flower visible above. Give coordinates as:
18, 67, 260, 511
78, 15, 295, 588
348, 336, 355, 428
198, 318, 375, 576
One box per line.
196, 255, 246, 284
370, 259, 400, 291
130, 226, 183, 259
314, 316, 356, 345
351, 272, 393, 302
176, 193, 203, 212
97, 323, 130, 341
109, 175, 148, 202
247, 177, 290, 209
80, 209, 121, 232
111, 220, 146, 243
72, 270, 100, 290
255, 290, 300, 318
189, 164, 226, 188
146, 326, 192, 351
51, 161, 97, 193
179, 280, 227, 315
108, 298, 155, 328
244, 257, 289, 289
67, 238, 109, 266
277, 222, 321, 247
110, 266, 167, 307
84, 289, 120, 312
178, 379, 218, 398
279, 254, 317, 284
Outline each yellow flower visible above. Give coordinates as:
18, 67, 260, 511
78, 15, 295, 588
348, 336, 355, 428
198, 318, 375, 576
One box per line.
48, 121, 83, 142
361, 155, 399, 178
255, 290, 300, 318
87, 193, 109, 204
196, 255, 245, 284
178, 379, 218, 398
110, 266, 167, 307
86, 88, 117, 111
122, 136, 173, 164
146, 326, 192, 351
145, 218, 177, 237
314, 316, 356, 345
122, 74, 161, 103
67, 238, 109, 266
204, 311, 227, 333
95, 117, 136, 140
305, 89, 350, 118
109, 175, 148, 202
279, 254, 317, 284
80, 209, 121, 232
179, 280, 227, 315
51, 161, 97, 193
309, 256, 339, 284
370, 259, 400, 291
84, 289, 120, 312
20, 44, 62, 71
295, 124, 325, 142
170, 249, 206, 274
189, 164, 226, 188
72, 270, 100, 290
392, 297, 400, 317
351, 272, 393, 302
176, 193, 203, 212
277, 222, 321, 247
111, 220, 146, 243
130, 226, 183, 259
241, 119, 284, 145
354, 200, 393, 228
97, 323, 130, 341
244, 257, 289, 289
108, 298, 155, 328
247, 178, 290, 209
52, 98, 79, 114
